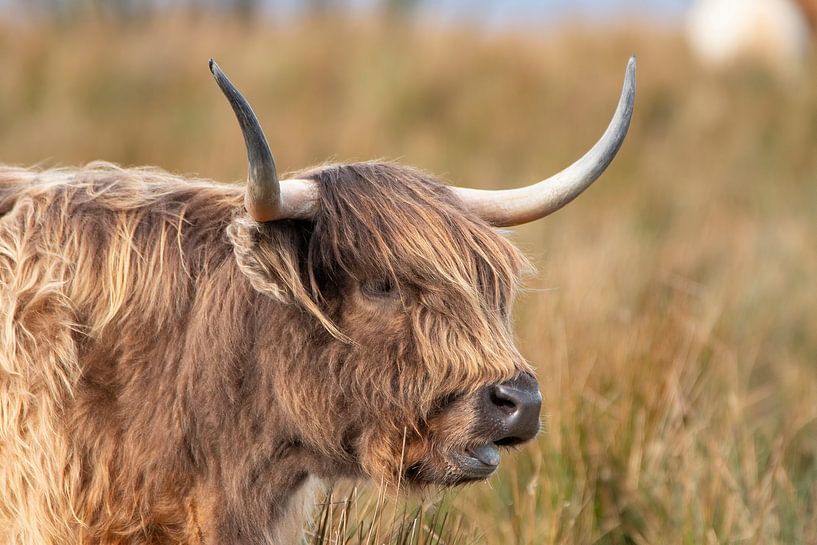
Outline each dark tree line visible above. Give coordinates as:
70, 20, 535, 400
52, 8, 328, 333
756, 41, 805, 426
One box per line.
16, 0, 426, 20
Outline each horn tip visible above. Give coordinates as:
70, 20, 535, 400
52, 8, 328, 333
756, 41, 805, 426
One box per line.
208, 58, 219, 76
624, 56, 637, 96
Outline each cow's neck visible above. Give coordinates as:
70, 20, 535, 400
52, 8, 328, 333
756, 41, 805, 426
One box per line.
189, 442, 324, 544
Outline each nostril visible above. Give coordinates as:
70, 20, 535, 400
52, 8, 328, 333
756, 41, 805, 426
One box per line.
485, 378, 542, 445
489, 385, 519, 413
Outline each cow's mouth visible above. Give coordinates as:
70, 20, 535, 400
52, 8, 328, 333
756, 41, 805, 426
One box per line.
450, 443, 501, 480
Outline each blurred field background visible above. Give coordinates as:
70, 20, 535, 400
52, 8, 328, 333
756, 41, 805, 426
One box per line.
1, 1, 816, 544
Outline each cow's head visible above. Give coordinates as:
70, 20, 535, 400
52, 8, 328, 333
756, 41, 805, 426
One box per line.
210, 58, 635, 487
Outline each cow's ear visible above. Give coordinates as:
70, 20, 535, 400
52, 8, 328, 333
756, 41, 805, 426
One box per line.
226, 218, 290, 304
225, 217, 347, 340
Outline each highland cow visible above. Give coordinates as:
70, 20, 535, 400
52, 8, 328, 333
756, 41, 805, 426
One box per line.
0, 57, 635, 545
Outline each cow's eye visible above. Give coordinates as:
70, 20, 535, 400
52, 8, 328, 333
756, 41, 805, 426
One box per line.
361, 278, 399, 300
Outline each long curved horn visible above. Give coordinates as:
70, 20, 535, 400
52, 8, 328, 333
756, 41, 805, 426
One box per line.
209, 59, 317, 221
453, 56, 637, 227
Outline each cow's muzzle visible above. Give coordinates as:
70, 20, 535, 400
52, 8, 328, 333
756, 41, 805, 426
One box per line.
483, 373, 542, 445
445, 374, 542, 482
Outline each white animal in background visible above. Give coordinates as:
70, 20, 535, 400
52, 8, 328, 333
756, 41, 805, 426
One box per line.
687, 0, 812, 71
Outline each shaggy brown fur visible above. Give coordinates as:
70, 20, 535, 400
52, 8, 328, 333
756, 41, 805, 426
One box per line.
0, 161, 532, 545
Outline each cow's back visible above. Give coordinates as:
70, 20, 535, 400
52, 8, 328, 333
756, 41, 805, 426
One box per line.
0, 163, 244, 545
0, 168, 33, 218
0, 167, 86, 544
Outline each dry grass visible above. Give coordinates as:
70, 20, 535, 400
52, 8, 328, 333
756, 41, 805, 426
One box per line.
1, 13, 815, 545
